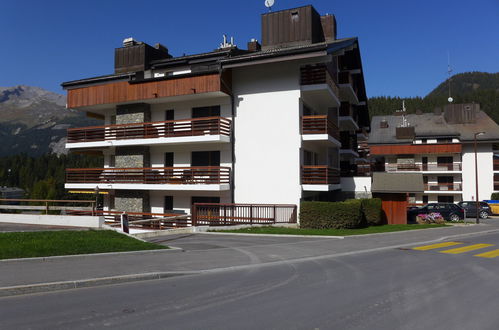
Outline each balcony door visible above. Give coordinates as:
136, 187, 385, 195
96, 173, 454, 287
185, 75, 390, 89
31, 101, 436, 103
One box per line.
164, 109, 174, 136
437, 156, 453, 170
191, 151, 220, 183
437, 176, 454, 191
192, 105, 220, 135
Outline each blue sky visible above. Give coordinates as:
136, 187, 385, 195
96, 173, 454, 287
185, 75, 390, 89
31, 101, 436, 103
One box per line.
1, 0, 498, 97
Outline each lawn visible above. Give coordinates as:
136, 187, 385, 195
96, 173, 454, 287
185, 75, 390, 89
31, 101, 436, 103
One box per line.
211, 224, 448, 236
0, 230, 167, 260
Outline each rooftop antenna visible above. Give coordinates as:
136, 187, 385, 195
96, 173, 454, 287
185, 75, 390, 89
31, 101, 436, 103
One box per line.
447, 51, 453, 103
395, 100, 410, 127
265, 0, 275, 12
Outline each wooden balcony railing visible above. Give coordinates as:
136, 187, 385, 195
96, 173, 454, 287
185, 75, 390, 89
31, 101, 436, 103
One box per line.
66, 166, 231, 185
67, 116, 231, 143
192, 203, 297, 226
386, 163, 462, 172
494, 159, 499, 171
300, 65, 339, 96
301, 165, 340, 184
301, 115, 340, 140
424, 183, 462, 191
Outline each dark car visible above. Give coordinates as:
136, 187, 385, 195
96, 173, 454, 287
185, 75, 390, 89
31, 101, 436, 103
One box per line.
456, 201, 491, 219
407, 203, 464, 222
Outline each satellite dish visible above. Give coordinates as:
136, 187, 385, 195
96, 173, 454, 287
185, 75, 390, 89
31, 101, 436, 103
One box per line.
265, 0, 274, 10
448, 97, 454, 103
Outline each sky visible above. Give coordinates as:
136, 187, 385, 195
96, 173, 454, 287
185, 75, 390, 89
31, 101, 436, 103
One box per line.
0, 0, 498, 98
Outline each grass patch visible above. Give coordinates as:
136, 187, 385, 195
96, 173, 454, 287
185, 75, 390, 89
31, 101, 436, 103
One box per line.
0, 230, 167, 260
211, 224, 448, 236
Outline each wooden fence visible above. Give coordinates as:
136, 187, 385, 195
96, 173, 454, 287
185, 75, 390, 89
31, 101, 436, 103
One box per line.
192, 203, 297, 226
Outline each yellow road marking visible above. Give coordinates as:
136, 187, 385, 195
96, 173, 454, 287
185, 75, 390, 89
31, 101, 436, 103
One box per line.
440, 244, 494, 254
474, 249, 499, 258
412, 242, 463, 251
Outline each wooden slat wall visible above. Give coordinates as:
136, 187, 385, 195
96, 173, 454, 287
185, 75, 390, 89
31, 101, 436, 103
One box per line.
370, 144, 462, 155
374, 193, 408, 225
67, 73, 228, 109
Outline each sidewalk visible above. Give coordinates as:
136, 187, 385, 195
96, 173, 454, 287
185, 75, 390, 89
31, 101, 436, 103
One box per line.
1, 221, 499, 297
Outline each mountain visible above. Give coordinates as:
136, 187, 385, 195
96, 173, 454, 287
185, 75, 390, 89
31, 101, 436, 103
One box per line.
368, 72, 499, 123
0, 85, 98, 156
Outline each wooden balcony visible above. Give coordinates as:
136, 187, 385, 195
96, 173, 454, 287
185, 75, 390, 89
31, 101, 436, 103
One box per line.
301, 115, 339, 140
66, 72, 231, 109
300, 65, 340, 109
424, 183, 462, 191
66, 167, 231, 185
494, 159, 499, 171
301, 165, 340, 185
67, 116, 231, 144
300, 65, 339, 96
385, 163, 462, 172
370, 144, 462, 155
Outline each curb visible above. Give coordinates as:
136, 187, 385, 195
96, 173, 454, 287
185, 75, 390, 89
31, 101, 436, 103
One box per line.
0, 246, 183, 264
0, 271, 195, 298
199, 231, 345, 239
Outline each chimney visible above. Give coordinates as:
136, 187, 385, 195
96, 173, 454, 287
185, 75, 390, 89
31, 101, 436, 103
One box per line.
247, 38, 261, 52
115, 38, 171, 74
321, 14, 337, 41
380, 119, 389, 128
154, 43, 169, 54
261, 5, 325, 50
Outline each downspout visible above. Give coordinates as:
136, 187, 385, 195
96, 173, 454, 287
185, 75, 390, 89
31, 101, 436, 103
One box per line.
219, 64, 235, 204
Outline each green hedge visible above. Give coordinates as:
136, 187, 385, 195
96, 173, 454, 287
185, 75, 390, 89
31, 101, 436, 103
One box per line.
300, 200, 364, 229
491, 193, 499, 200
360, 198, 383, 226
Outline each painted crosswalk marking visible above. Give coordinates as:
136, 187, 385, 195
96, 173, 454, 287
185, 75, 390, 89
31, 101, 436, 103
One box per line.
440, 244, 494, 254
474, 249, 499, 258
412, 242, 463, 251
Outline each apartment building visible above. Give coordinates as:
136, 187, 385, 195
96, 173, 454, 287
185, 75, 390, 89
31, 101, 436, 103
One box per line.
62, 5, 369, 217
369, 103, 499, 205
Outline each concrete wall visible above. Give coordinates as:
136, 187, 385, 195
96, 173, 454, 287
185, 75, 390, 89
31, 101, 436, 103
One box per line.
232, 61, 302, 206
462, 143, 494, 201
116, 103, 151, 124
0, 214, 104, 228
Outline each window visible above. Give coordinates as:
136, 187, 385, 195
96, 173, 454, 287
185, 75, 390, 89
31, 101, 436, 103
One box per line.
164, 152, 174, 167
164, 196, 173, 213
422, 195, 428, 204
438, 196, 454, 203
191, 151, 220, 166
165, 109, 174, 121
437, 138, 452, 144
192, 105, 220, 118
192, 196, 220, 205
421, 138, 427, 144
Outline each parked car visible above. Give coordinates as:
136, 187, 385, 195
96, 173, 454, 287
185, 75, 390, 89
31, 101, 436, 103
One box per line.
456, 201, 491, 219
407, 203, 464, 222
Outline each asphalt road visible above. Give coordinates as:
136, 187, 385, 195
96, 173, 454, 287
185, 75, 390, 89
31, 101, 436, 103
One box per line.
3, 231, 499, 329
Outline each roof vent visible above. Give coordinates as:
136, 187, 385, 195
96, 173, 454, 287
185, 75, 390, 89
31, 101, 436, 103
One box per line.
247, 38, 261, 52
219, 35, 236, 50
380, 119, 389, 128
123, 37, 138, 47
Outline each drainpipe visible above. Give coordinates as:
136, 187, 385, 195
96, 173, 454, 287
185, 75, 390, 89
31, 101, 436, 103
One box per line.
219, 65, 235, 204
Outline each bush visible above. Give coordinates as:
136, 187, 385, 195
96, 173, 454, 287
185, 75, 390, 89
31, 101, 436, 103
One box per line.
300, 200, 364, 229
360, 198, 383, 226
491, 193, 499, 200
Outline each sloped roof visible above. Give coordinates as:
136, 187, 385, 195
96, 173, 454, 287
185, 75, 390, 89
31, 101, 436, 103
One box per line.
372, 173, 424, 193
369, 111, 499, 144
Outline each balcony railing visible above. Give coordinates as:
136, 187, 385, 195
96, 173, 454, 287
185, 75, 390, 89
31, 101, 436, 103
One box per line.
67, 116, 231, 143
301, 165, 340, 184
301, 115, 340, 140
385, 163, 462, 172
66, 167, 231, 184
300, 65, 339, 96
424, 183, 462, 191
